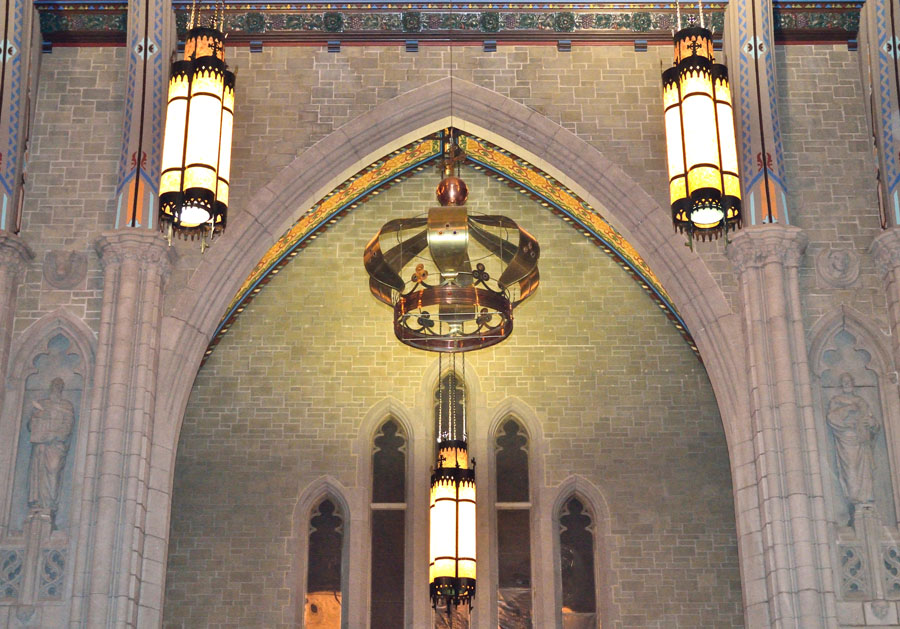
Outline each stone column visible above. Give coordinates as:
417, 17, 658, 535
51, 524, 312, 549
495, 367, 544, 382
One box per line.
0, 232, 33, 416
0, 0, 41, 232
113, 0, 175, 229
727, 225, 836, 628
70, 231, 173, 627
859, 0, 900, 227
724, 0, 791, 225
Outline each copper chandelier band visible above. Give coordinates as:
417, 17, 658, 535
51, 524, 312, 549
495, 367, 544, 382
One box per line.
394, 285, 513, 352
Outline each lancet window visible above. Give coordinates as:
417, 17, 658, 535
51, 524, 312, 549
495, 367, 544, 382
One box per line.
559, 496, 598, 624
306, 497, 345, 628
371, 418, 408, 627
495, 418, 533, 627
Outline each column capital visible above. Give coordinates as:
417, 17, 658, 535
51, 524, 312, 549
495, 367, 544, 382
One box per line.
94, 230, 176, 273
0, 230, 35, 274
870, 227, 900, 277
727, 224, 808, 272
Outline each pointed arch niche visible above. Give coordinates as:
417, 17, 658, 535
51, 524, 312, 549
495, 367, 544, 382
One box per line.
0, 310, 95, 533
809, 307, 900, 601
0, 309, 95, 610
549, 476, 618, 629
291, 477, 354, 629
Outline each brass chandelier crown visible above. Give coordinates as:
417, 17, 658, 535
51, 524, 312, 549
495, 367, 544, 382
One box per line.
364, 133, 540, 352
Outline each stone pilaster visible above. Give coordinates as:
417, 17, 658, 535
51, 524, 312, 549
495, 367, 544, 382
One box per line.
727, 225, 836, 628
113, 0, 175, 229
872, 228, 900, 366
724, 0, 791, 225
859, 0, 900, 227
0, 0, 41, 232
70, 231, 174, 626
0, 232, 33, 417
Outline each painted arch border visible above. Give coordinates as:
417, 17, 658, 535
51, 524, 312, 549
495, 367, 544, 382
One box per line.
203, 129, 694, 364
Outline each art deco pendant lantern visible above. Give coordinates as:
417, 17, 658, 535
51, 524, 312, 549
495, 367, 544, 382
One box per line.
662, 24, 742, 240
429, 361, 476, 611
158, 7, 235, 248
429, 437, 477, 609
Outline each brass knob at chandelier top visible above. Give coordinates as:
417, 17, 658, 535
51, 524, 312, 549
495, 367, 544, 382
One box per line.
436, 175, 469, 207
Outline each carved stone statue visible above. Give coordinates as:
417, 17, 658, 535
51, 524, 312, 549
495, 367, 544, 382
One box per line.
27, 378, 75, 512
827, 373, 880, 505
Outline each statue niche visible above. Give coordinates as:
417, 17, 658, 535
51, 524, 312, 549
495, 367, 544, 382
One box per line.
9, 333, 83, 531
818, 329, 895, 528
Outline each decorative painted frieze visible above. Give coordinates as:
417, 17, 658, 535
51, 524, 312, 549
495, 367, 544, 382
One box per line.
34, 1, 860, 44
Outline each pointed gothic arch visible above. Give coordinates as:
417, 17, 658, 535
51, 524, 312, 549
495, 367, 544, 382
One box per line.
486, 398, 544, 449
6, 308, 96, 386
356, 398, 415, 490
549, 475, 618, 629
0, 309, 96, 529
149, 75, 759, 624
808, 306, 900, 527
291, 476, 354, 628
808, 305, 892, 376
155, 76, 746, 454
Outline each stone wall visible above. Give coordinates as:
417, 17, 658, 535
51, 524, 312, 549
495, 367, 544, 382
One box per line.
164, 169, 744, 628
16, 44, 883, 338
2, 36, 889, 628
15, 46, 125, 335
776, 45, 888, 332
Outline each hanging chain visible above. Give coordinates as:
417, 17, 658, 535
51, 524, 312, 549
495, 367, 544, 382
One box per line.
461, 353, 467, 441
451, 352, 457, 442
438, 349, 444, 442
